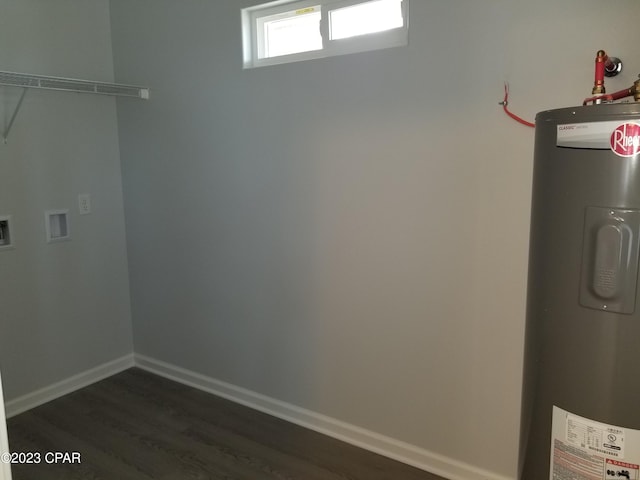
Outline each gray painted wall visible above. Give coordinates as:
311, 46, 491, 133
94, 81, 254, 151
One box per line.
108, 0, 639, 477
109, 0, 640, 476
0, 0, 133, 399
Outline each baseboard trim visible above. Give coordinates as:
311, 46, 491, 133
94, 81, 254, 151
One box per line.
5, 354, 135, 418
134, 353, 510, 480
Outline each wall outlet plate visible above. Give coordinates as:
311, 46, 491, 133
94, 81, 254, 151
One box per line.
78, 193, 91, 215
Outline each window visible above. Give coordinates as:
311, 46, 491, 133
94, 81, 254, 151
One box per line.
258, 6, 322, 58
329, 0, 404, 40
242, 0, 408, 68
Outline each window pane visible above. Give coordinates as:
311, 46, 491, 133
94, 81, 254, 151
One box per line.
263, 8, 322, 58
330, 0, 403, 40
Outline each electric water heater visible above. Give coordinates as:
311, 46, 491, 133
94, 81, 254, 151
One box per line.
520, 103, 640, 480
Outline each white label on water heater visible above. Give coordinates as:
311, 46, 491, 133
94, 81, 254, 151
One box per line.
557, 121, 629, 149
551, 406, 640, 480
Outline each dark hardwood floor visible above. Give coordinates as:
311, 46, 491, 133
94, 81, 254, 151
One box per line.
6, 368, 445, 480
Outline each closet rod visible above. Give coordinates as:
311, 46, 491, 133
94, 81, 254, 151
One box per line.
0, 71, 149, 99
1, 70, 149, 143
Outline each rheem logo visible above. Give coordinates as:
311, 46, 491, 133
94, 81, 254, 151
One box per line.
611, 123, 640, 157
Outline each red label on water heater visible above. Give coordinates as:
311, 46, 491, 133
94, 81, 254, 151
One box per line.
611, 123, 640, 157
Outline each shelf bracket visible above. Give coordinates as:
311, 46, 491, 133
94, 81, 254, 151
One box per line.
3, 87, 27, 144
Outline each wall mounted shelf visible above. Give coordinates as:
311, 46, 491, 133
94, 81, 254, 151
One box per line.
0, 70, 150, 143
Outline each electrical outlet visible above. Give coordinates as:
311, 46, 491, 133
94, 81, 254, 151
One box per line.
78, 194, 91, 215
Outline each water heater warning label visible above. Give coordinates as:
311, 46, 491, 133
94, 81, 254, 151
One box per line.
551, 407, 640, 480
606, 460, 639, 480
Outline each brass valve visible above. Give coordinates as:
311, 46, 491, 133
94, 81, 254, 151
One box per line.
634, 77, 640, 102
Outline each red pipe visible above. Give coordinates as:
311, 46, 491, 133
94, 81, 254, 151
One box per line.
583, 88, 634, 105
608, 87, 634, 102
584, 78, 640, 105
592, 50, 607, 95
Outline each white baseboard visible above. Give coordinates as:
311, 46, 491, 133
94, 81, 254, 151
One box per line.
134, 353, 511, 480
4, 354, 135, 418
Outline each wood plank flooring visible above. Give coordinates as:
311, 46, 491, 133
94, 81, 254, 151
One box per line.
6, 368, 445, 480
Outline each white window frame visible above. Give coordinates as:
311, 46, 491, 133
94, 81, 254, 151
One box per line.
242, 0, 408, 69
255, 2, 323, 60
